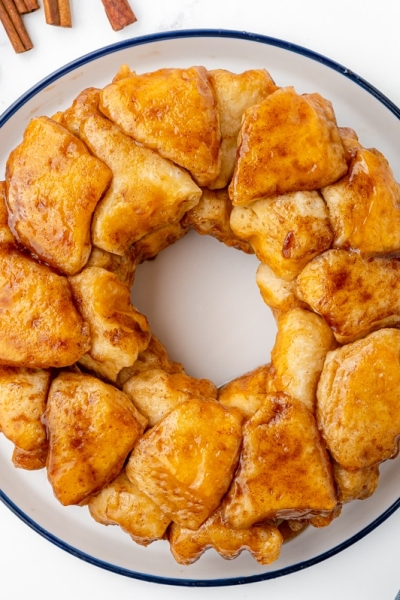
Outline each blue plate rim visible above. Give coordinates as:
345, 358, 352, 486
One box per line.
1, 27, 400, 587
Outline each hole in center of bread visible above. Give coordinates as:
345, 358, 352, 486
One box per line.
131, 229, 276, 386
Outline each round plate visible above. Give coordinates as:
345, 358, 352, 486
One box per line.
1, 29, 400, 587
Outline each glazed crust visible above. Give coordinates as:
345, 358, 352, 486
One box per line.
0, 249, 90, 368
100, 66, 221, 187
6, 116, 112, 275
126, 398, 244, 530
223, 393, 337, 529
229, 87, 347, 205
45, 372, 147, 506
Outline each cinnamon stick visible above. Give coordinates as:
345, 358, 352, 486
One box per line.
14, 0, 39, 13
0, 0, 33, 52
43, 0, 71, 27
14, 0, 28, 12
100, 0, 137, 31
58, 0, 71, 27
24, 0, 39, 11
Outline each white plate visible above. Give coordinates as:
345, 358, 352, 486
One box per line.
1, 29, 400, 587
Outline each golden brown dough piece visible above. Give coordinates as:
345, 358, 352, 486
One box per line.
89, 470, 171, 546
230, 190, 333, 280
218, 363, 271, 419
116, 334, 184, 388
322, 145, 400, 256
223, 393, 337, 529
86, 245, 137, 288
338, 127, 361, 161
0, 182, 16, 248
169, 505, 283, 565
69, 267, 151, 382
6, 116, 112, 275
100, 66, 221, 187
267, 308, 336, 413
131, 220, 189, 265
80, 113, 201, 255
0, 366, 51, 470
208, 68, 277, 189
332, 461, 380, 504
12, 447, 48, 471
53, 87, 102, 136
45, 372, 147, 506
0, 249, 90, 368
183, 188, 254, 253
278, 520, 308, 543
297, 249, 400, 344
126, 398, 244, 530
255, 263, 307, 314
317, 329, 400, 471
229, 87, 347, 206
123, 368, 217, 427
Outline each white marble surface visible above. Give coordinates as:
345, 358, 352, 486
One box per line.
1, 1, 400, 599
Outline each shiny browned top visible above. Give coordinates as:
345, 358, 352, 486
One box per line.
81, 112, 201, 255
223, 392, 337, 529
6, 116, 112, 275
45, 371, 147, 506
297, 249, 400, 343
317, 329, 400, 470
322, 145, 400, 255
0, 249, 90, 368
229, 86, 347, 205
100, 66, 221, 187
126, 397, 244, 530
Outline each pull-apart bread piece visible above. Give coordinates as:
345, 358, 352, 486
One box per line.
52, 87, 102, 136
123, 368, 217, 427
89, 470, 171, 546
255, 263, 308, 314
69, 266, 151, 382
126, 398, 244, 530
207, 68, 278, 189
116, 333, 184, 388
87, 221, 189, 288
130, 220, 190, 265
0, 366, 51, 470
0, 181, 16, 248
5, 116, 112, 275
332, 461, 380, 504
183, 188, 254, 253
0, 249, 90, 368
99, 66, 221, 187
321, 142, 400, 256
45, 372, 147, 506
80, 113, 201, 255
169, 505, 283, 566
338, 126, 361, 160
53, 84, 194, 260
230, 190, 333, 280
297, 249, 400, 343
317, 329, 400, 472
267, 308, 336, 413
86, 245, 137, 288
223, 392, 337, 529
218, 363, 271, 419
229, 86, 347, 206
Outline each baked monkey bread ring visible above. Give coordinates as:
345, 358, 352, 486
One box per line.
1, 63, 399, 567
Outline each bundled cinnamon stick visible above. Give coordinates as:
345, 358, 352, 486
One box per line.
43, 0, 72, 27
0, 0, 33, 52
100, 0, 137, 31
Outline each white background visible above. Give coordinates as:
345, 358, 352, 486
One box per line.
1, 1, 400, 599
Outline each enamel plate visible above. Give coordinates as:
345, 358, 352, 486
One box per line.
0, 29, 400, 586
